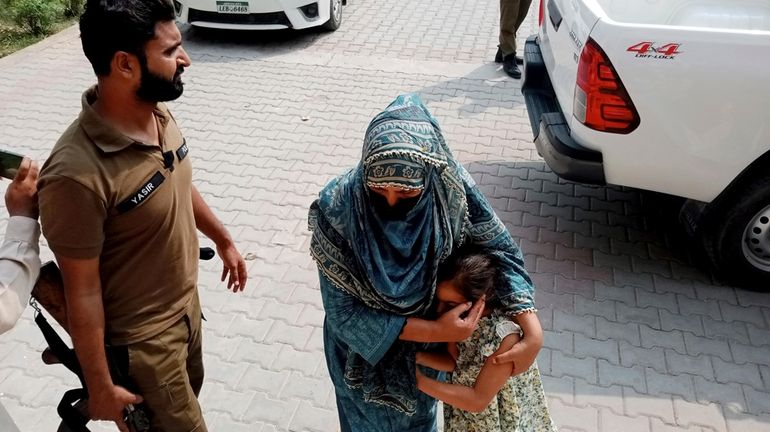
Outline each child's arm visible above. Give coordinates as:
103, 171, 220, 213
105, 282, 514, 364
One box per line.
416, 333, 520, 413
448, 342, 459, 361
416, 350, 456, 372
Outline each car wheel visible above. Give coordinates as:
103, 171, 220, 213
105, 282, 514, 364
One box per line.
322, 0, 342, 31
701, 174, 770, 290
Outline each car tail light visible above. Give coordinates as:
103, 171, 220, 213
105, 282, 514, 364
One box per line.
538, 0, 545, 27
574, 38, 640, 134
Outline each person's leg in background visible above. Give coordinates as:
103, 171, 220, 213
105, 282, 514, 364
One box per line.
513, 0, 533, 55
497, 0, 533, 79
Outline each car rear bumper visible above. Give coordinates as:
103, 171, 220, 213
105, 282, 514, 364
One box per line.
522, 35, 606, 185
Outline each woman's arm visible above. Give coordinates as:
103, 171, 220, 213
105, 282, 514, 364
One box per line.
416, 351, 456, 372
416, 333, 520, 413
464, 182, 542, 373
320, 273, 485, 367
493, 311, 543, 375
319, 273, 407, 365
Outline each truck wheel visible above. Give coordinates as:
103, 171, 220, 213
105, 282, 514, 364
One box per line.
701, 174, 770, 290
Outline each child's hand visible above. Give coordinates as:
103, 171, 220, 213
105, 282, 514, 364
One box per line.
435, 296, 485, 342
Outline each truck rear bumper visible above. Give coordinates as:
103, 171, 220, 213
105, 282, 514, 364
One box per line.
522, 35, 606, 185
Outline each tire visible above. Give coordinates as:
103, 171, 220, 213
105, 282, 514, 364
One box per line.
700, 173, 770, 290
322, 0, 342, 31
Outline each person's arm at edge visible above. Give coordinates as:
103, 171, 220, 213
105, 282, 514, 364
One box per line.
416, 333, 519, 412
191, 185, 247, 292
0, 217, 40, 334
0, 158, 41, 334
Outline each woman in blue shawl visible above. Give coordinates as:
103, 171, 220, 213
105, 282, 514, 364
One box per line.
308, 94, 544, 431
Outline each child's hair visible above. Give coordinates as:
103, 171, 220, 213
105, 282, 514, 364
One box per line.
438, 248, 504, 311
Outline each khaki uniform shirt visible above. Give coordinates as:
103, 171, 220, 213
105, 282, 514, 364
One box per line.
39, 87, 199, 345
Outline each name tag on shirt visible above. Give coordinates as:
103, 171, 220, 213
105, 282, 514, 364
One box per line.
116, 171, 166, 213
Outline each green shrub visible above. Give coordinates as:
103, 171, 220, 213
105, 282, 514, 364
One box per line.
62, 0, 82, 17
13, 0, 62, 35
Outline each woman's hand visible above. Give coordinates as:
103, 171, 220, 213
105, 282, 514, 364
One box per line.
492, 311, 543, 375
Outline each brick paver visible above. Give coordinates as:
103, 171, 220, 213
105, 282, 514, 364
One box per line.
0, 1, 768, 431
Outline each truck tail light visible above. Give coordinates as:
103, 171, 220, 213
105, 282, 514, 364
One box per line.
574, 38, 640, 134
538, 0, 545, 27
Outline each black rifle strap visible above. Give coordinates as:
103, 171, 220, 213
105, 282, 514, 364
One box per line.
34, 312, 85, 386
57, 389, 90, 432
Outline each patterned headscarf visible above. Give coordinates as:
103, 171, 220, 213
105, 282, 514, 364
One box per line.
309, 94, 471, 315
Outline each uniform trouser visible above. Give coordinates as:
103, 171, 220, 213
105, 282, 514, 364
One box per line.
499, 0, 533, 57
125, 296, 206, 432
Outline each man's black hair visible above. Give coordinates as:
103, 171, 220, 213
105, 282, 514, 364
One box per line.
80, 0, 176, 76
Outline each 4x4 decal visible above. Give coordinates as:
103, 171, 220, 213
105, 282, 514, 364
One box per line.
627, 42, 682, 59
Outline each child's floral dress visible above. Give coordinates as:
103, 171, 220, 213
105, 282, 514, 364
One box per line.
444, 314, 558, 432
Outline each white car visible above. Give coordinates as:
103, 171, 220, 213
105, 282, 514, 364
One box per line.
173, 0, 344, 31
522, 0, 770, 289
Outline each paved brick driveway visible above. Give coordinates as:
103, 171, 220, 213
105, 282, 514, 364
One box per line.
0, 1, 768, 431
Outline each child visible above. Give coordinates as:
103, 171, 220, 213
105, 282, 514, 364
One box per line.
415, 250, 556, 432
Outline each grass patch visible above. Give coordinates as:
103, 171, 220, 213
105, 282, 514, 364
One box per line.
0, 11, 76, 58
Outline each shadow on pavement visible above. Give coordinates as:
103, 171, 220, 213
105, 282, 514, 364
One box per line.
418, 65, 525, 118
464, 159, 723, 290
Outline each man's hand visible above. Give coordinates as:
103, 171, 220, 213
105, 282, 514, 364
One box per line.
5, 158, 39, 218
191, 186, 247, 292
492, 311, 544, 375
434, 296, 485, 342
217, 241, 247, 292
88, 384, 143, 432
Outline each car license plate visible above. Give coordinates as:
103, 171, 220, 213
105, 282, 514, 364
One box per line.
216, 1, 248, 13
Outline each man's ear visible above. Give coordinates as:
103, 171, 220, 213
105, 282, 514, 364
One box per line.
112, 51, 141, 79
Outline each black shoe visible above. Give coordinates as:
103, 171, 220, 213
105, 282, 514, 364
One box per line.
496, 47, 524, 65
503, 55, 521, 79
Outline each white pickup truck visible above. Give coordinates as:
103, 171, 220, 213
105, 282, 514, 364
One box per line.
522, 0, 770, 289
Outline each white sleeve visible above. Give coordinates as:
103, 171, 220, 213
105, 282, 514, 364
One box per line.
0, 216, 41, 335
